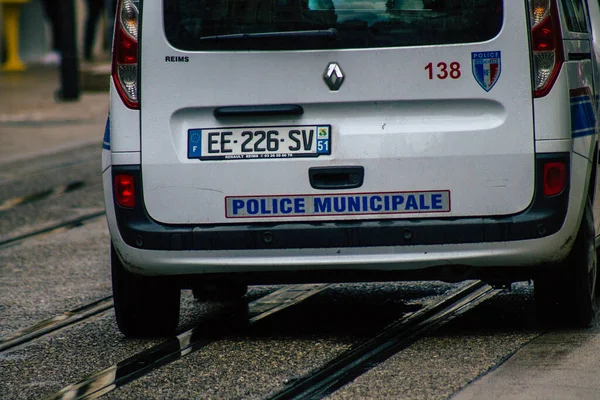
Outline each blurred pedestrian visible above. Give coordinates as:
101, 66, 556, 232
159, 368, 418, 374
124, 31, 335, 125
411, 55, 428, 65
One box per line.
84, 0, 105, 61
41, 0, 62, 64
105, 0, 118, 50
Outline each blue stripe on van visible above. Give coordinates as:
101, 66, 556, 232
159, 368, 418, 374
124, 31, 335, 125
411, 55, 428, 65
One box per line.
102, 116, 111, 150
570, 89, 596, 138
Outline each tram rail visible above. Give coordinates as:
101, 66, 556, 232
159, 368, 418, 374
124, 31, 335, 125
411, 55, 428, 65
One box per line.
43, 281, 500, 400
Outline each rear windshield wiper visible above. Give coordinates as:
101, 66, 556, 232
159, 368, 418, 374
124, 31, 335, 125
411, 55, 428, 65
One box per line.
200, 28, 338, 41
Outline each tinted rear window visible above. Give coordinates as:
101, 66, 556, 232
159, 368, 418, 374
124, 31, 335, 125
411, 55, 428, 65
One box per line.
163, 0, 503, 51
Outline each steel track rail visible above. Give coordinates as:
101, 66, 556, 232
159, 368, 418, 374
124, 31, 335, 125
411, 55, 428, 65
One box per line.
0, 210, 105, 249
44, 284, 331, 400
0, 297, 114, 353
0, 180, 89, 212
0, 151, 98, 186
267, 280, 500, 400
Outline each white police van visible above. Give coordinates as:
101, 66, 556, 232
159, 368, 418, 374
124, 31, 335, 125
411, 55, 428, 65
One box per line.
103, 0, 600, 336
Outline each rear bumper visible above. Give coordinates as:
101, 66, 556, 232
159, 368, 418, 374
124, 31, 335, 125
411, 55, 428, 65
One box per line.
104, 153, 587, 279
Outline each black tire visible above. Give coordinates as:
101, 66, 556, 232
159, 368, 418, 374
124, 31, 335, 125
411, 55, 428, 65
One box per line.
192, 280, 248, 302
535, 198, 599, 327
111, 244, 181, 337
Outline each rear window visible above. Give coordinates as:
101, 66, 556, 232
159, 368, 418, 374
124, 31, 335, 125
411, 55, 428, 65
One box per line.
163, 0, 503, 51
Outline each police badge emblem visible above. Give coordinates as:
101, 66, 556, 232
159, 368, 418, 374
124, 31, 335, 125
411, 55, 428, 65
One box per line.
472, 51, 501, 92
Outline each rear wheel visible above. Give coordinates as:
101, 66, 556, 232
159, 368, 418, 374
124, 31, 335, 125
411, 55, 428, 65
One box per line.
111, 244, 180, 337
534, 198, 598, 327
192, 280, 248, 302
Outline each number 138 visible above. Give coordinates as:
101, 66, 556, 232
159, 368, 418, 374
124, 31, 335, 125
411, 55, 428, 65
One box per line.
425, 62, 461, 80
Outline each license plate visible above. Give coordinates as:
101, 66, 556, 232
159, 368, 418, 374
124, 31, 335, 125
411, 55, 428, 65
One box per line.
188, 125, 331, 160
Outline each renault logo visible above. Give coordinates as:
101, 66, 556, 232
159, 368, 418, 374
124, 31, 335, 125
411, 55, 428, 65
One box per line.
323, 62, 344, 91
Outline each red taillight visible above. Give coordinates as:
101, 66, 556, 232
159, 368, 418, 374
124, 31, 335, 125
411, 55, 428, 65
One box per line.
543, 161, 566, 196
112, 0, 139, 109
114, 174, 136, 208
529, 0, 563, 98
532, 23, 556, 51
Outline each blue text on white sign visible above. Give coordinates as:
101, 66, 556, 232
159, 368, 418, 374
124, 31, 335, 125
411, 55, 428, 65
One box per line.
225, 191, 451, 218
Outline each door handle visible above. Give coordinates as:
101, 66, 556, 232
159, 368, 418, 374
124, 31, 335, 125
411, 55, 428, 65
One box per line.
214, 104, 304, 118
309, 166, 364, 190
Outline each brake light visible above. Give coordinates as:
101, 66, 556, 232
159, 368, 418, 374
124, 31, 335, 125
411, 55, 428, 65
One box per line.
529, 0, 563, 98
543, 161, 566, 196
112, 0, 139, 109
114, 174, 136, 208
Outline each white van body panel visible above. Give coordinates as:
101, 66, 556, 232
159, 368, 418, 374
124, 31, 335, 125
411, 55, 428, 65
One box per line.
139, 1, 535, 225
112, 152, 141, 165
585, 0, 600, 236
104, 152, 591, 276
109, 80, 141, 155
533, 69, 571, 142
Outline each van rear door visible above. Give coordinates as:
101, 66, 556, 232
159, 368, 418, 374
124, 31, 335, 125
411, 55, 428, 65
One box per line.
138, 1, 535, 225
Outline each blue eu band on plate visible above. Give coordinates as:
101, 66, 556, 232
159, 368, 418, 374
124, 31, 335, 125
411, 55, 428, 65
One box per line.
225, 191, 451, 218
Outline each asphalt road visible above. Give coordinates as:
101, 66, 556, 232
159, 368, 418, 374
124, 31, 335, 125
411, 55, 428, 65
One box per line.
1, 108, 600, 399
